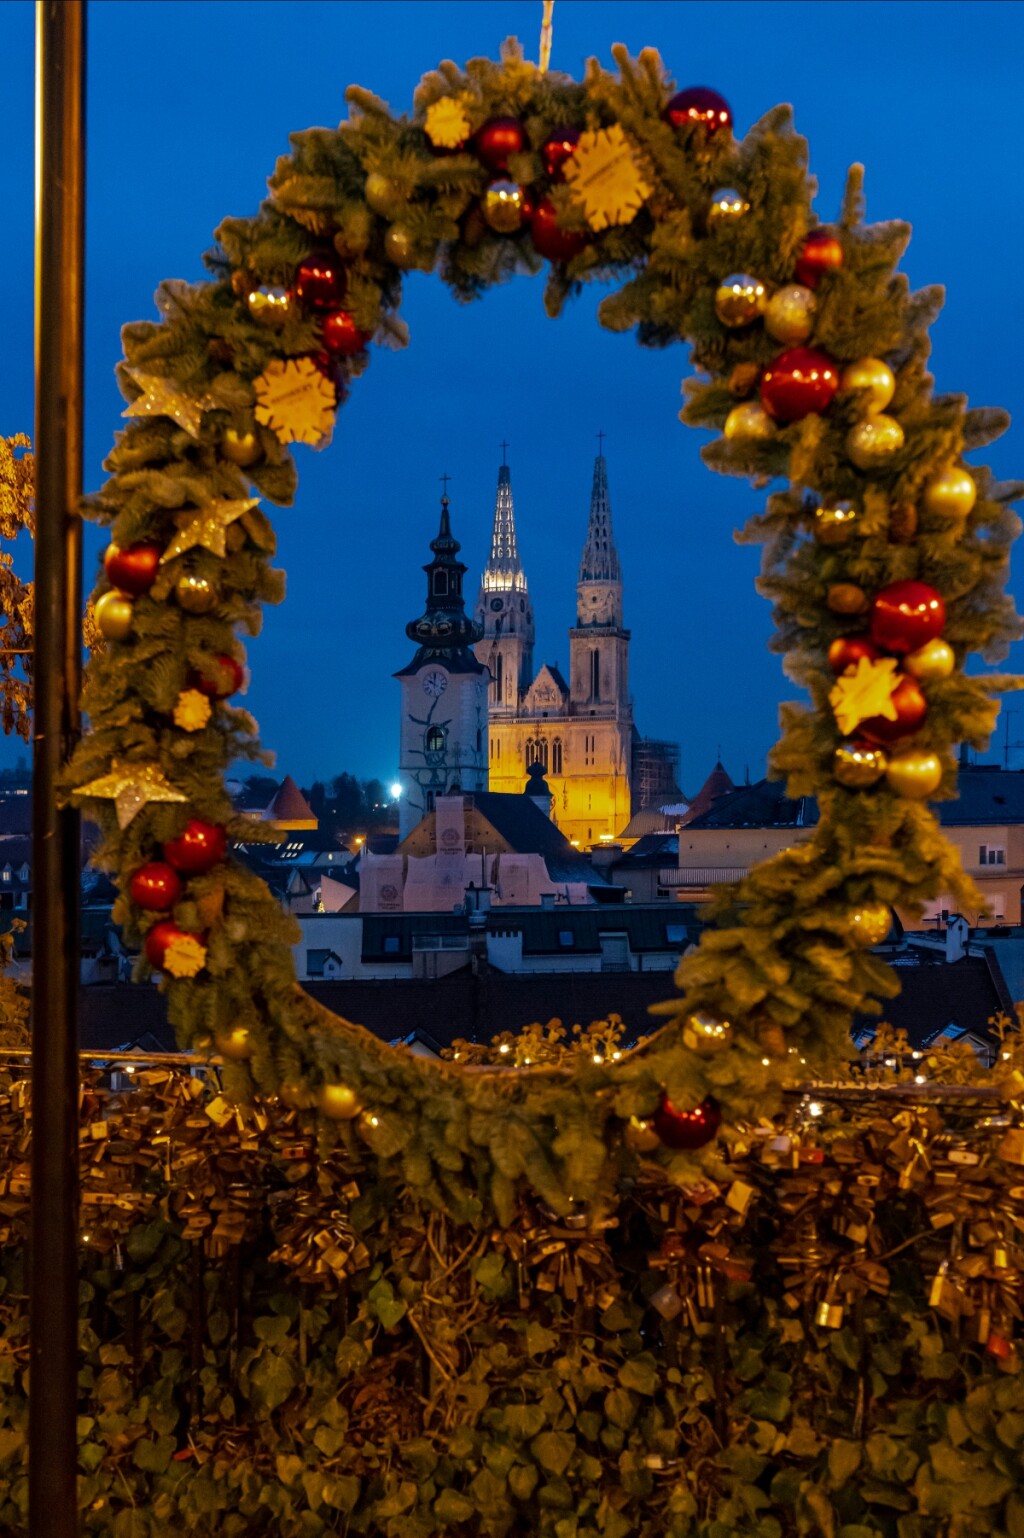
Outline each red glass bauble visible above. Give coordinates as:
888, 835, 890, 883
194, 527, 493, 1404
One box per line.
794, 230, 843, 289
293, 249, 348, 313
827, 636, 881, 675
760, 347, 840, 423
192, 653, 244, 698
474, 116, 526, 173
858, 674, 928, 746
321, 309, 371, 357
541, 125, 580, 180
652, 1093, 722, 1151
144, 919, 204, 971
869, 580, 947, 655
665, 87, 732, 133
529, 199, 588, 262
103, 542, 162, 597
163, 819, 228, 875
129, 861, 183, 912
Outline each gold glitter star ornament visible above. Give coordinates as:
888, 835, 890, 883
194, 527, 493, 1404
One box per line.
121, 369, 218, 440
72, 760, 187, 830
253, 357, 336, 446
159, 497, 259, 564
829, 655, 901, 737
563, 124, 652, 231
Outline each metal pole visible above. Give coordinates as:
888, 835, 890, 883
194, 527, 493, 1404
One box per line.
31, 4, 85, 1536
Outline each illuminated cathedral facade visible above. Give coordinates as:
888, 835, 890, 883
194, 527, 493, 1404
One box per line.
472, 452, 636, 847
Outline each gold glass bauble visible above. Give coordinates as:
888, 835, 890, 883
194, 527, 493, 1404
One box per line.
364, 171, 403, 218
814, 500, 860, 547
221, 427, 261, 467
764, 283, 817, 344
624, 1116, 661, 1153
95, 590, 134, 641
840, 357, 895, 413
683, 1010, 731, 1053
903, 638, 955, 682
885, 748, 943, 800
714, 272, 769, 328
724, 402, 775, 442
708, 187, 750, 225
320, 1082, 363, 1121
246, 285, 291, 326
384, 224, 419, 268
481, 178, 529, 233
846, 413, 905, 470
833, 739, 887, 788
923, 466, 976, 521
215, 1026, 252, 1061
827, 583, 869, 616
175, 573, 219, 615
847, 901, 892, 947
278, 1081, 312, 1110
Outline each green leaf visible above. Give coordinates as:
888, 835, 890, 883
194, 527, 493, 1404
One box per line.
248, 1349, 299, 1411
509, 1463, 539, 1502
502, 1403, 547, 1440
829, 1438, 862, 1487
434, 1489, 475, 1524
132, 1435, 175, 1474
617, 1355, 659, 1396
254, 1315, 293, 1347
604, 1388, 636, 1430
531, 1430, 576, 1477
0, 1428, 24, 1466
525, 1321, 557, 1356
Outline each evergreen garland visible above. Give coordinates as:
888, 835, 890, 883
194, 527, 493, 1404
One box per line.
67, 41, 1022, 1215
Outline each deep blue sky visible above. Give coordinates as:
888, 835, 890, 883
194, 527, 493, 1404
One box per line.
2, 1, 1022, 794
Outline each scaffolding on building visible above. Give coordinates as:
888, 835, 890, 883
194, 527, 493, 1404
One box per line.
632, 737, 682, 811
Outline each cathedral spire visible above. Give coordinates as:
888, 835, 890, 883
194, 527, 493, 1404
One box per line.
579, 448, 621, 585
404, 491, 483, 654
482, 457, 527, 594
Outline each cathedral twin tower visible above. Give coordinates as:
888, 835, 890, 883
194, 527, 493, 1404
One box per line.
396, 452, 634, 845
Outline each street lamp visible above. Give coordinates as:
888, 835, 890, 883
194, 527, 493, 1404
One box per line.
390, 782, 402, 801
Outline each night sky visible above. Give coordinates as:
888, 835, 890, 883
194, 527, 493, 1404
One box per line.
1, 1, 1022, 795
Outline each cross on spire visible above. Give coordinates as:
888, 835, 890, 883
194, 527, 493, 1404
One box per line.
439, 471, 452, 497
596, 428, 606, 456
500, 439, 510, 466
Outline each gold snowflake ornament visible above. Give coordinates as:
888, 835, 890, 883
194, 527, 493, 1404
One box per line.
829, 655, 901, 736
173, 689, 213, 733
72, 760, 187, 830
424, 96, 471, 150
121, 369, 218, 440
163, 933, 208, 979
160, 498, 259, 564
253, 357, 336, 447
563, 124, 652, 232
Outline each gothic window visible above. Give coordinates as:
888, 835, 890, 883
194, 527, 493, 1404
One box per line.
496, 652, 503, 702
425, 725, 446, 753
551, 737, 563, 774
535, 738, 549, 771
433, 569, 448, 596
525, 737, 535, 770
590, 648, 600, 700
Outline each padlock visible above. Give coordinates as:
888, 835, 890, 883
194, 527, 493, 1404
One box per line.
997, 1128, 1024, 1166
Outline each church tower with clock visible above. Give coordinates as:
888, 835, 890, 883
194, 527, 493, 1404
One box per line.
394, 492, 489, 840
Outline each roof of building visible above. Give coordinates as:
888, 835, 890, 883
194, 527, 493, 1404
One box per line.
468, 791, 611, 886
680, 761, 736, 826
683, 776, 820, 830
857, 941, 1012, 1047
618, 807, 679, 841
358, 902, 702, 963
612, 832, 679, 869
935, 764, 1024, 825
266, 775, 316, 824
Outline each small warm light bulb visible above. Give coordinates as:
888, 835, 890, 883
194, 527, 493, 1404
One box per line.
808, 1102, 823, 1117
1003, 1051, 1012, 1060
593, 1054, 604, 1065
499, 1043, 510, 1054
914, 1074, 926, 1084
761, 1057, 770, 1066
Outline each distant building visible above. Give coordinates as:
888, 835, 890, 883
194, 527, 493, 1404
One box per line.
395, 492, 489, 840
474, 452, 677, 847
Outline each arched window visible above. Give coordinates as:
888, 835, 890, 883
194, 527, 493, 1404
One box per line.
534, 738, 549, 771
590, 648, 600, 700
551, 737, 563, 775
425, 725, 446, 753
433, 569, 448, 596
495, 652, 503, 702
525, 737, 535, 770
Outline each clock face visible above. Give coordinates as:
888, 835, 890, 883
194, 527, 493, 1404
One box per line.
490, 597, 504, 612
423, 670, 448, 698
